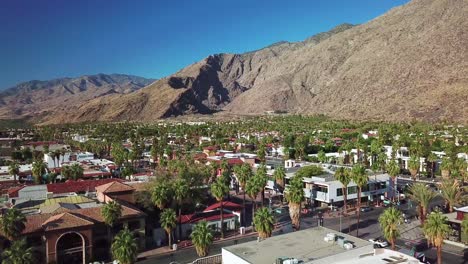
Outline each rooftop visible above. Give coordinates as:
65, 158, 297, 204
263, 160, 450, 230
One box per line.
223, 227, 372, 264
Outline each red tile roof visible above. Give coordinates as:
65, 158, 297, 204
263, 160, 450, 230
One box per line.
21, 204, 144, 234
42, 212, 93, 231
204, 201, 243, 212
46, 178, 123, 194
179, 212, 236, 224
95, 181, 134, 194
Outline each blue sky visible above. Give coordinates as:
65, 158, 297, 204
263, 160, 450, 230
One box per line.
0, 0, 409, 89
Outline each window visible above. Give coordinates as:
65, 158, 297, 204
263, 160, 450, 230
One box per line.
316, 185, 328, 193
348, 186, 357, 195
128, 220, 141, 231
362, 184, 370, 192
337, 188, 343, 197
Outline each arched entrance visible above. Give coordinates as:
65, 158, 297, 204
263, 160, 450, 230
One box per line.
56, 232, 86, 264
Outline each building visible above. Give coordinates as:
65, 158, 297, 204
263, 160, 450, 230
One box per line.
222, 227, 422, 264
284, 166, 390, 207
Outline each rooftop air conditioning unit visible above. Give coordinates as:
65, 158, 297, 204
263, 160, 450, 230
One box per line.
344, 243, 354, 250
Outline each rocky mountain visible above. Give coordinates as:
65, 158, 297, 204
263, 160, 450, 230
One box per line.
4, 0, 467, 124
0, 74, 155, 119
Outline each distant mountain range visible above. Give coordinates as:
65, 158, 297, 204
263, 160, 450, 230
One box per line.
0, 74, 155, 120
1, 0, 467, 124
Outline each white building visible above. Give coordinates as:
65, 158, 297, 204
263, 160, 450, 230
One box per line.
43, 152, 71, 169
75, 152, 95, 162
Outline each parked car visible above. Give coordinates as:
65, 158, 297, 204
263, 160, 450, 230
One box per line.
368, 238, 389, 248
361, 206, 373, 212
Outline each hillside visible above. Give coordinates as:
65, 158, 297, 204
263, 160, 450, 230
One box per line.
0, 74, 155, 120
4, 0, 468, 124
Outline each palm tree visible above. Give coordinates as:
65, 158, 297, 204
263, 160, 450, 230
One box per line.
190, 221, 214, 257
440, 179, 461, 213
334, 167, 350, 213
210, 178, 229, 238
427, 152, 438, 178
253, 207, 275, 239
408, 155, 419, 181
0, 208, 26, 240
245, 176, 262, 222
8, 161, 20, 184
151, 180, 173, 210
273, 166, 286, 188
160, 208, 177, 249
111, 227, 138, 264
387, 159, 400, 202
351, 164, 368, 237
1, 238, 33, 264
440, 157, 452, 179
423, 212, 450, 264
286, 175, 304, 230
408, 183, 438, 224
234, 163, 252, 225
70, 163, 84, 180
173, 178, 189, 240
31, 159, 47, 184
256, 164, 268, 207
378, 207, 402, 250
101, 200, 122, 243
461, 218, 468, 243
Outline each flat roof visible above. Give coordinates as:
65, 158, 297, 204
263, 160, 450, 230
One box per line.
223, 227, 372, 264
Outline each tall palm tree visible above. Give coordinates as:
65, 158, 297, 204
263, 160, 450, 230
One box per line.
234, 163, 252, 225
273, 166, 286, 188
0, 208, 26, 240
351, 164, 368, 237
286, 175, 304, 230
173, 178, 189, 240
427, 152, 438, 178
440, 179, 461, 213
101, 200, 122, 243
253, 207, 275, 239
408, 155, 419, 181
151, 180, 173, 210
160, 208, 177, 249
70, 163, 84, 180
440, 157, 452, 179
190, 221, 214, 257
334, 167, 350, 213
1, 238, 33, 264
245, 176, 262, 222
423, 212, 450, 264
111, 227, 138, 264
8, 161, 20, 184
256, 164, 268, 207
210, 178, 229, 238
387, 159, 400, 202
408, 183, 438, 224
378, 207, 402, 250
31, 159, 47, 184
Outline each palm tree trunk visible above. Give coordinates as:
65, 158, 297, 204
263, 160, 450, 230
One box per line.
420, 206, 426, 224
343, 186, 348, 214
437, 245, 442, 264
261, 188, 265, 207
356, 187, 361, 237
391, 238, 395, 250
220, 202, 224, 239
178, 206, 182, 240
242, 192, 246, 226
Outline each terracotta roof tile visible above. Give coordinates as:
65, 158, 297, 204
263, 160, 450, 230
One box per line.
47, 178, 123, 194
42, 212, 93, 231
95, 181, 134, 194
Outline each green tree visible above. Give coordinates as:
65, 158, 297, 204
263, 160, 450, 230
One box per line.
210, 178, 229, 238
101, 201, 122, 242
173, 178, 189, 240
295, 165, 323, 178
273, 166, 286, 188
160, 208, 177, 248
387, 159, 400, 201
408, 155, 420, 181
0, 208, 26, 240
256, 164, 268, 207
190, 221, 214, 257
151, 180, 173, 210
286, 175, 304, 230
317, 150, 327, 163
8, 161, 20, 184
440, 179, 461, 213
111, 227, 138, 264
1, 238, 33, 264
408, 183, 438, 224
423, 212, 450, 264
245, 175, 262, 221
70, 163, 84, 180
351, 164, 368, 237
427, 152, 438, 178
378, 207, 402, 250
440, 157, 452, 179
334, 167, 351, 213
234, 164, 253, 225
254, 207, 275, 238
31, 159, 47, 184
